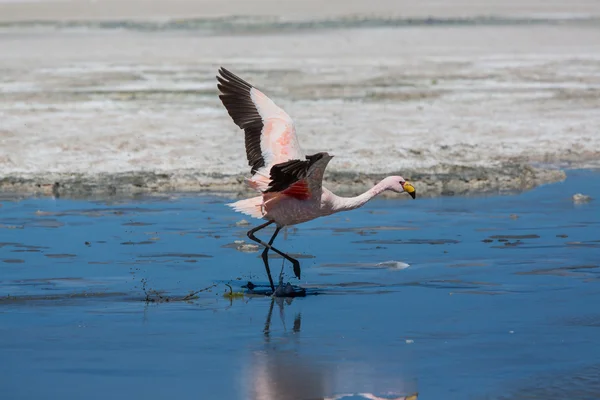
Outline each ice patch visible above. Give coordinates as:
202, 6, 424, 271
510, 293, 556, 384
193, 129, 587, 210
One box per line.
375, 261, 410, 270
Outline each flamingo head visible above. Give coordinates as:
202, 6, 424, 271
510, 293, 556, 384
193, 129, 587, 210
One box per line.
385, 176, 416, 199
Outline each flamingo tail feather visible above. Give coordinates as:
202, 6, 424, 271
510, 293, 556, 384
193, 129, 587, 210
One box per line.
227, 196, 265, 220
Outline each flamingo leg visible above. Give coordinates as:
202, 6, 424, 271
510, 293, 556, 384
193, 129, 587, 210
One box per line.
247, 221, 301, 293
247, 221, 276, 291
262, 226, 282, 291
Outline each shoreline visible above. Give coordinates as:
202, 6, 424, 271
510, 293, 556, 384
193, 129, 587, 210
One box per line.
0, 163, 568, 200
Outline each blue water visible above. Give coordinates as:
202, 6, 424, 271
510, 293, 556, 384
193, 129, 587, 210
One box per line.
1, 170, 599, 399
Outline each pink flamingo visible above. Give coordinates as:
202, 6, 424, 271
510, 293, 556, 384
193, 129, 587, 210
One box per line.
217, 68, 416, 294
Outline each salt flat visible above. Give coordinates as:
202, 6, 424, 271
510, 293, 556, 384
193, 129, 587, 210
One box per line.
0, 1, 599, 197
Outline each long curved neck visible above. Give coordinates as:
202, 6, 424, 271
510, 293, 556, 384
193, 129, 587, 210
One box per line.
329, 179, 390, 212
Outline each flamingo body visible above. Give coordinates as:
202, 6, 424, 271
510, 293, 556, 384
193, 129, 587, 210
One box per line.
217, 68, 416, 293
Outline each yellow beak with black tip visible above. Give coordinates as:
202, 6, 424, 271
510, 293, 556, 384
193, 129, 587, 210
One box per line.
403, 182, 416, 199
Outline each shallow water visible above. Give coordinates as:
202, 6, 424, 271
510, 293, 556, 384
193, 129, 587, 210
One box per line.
1, 169, 599, 399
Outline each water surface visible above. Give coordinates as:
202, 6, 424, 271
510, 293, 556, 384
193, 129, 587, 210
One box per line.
1, 170, 599, 399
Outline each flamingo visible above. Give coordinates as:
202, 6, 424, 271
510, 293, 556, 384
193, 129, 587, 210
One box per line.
217, 67, 416, 295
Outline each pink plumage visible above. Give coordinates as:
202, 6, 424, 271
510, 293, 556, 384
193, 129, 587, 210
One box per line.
217, 68, 416, 295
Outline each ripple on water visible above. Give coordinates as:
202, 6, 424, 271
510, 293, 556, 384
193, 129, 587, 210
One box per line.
267, 253, 315, 259
353, 238, 460, 245
515, 265, 600, 278
221, 241, 260, 253
2, 259, 25, 263
1, 243, 48, 252
120, 241, 156, 245
566, 241, 600, 248
563, 314, 600, 328
65, 207, 162, 216
412, 279, 499, 290
2, 218, 64, 228
0, 225, 24, 229
137, 252, 212, 258
332, 226, 419, 233
121, 222, 155, 226
318, 261, 410, 270
496, 364, 600, 399
44, 254, 77, 259
448, 262, 489, 268
491, 239, 600, 250
0, 291, 128, 306
488, 234, 541, 239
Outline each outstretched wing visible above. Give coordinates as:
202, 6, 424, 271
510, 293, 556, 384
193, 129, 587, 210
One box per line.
216, 67, 304, 176
264, 152, 334, 200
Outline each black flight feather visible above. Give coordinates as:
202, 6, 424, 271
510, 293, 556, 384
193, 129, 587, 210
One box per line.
216, 67, 265, 174
264, 153, 326, 193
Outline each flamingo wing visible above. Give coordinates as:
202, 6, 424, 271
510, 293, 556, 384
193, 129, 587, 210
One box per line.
217, 67, 304, 177
264, 152, 334, 200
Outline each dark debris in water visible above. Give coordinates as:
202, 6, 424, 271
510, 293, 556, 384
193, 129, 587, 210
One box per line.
501, 240, 525, 247
489, 234, 541, 239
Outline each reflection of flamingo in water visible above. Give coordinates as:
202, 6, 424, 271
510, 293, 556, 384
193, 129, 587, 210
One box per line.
248, 298, 418, 400
326, 393, 418, 400
217, 68, 417, 294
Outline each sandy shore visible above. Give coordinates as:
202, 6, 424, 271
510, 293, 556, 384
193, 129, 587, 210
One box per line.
0, 164, 568, 200
0, 1, 598, 199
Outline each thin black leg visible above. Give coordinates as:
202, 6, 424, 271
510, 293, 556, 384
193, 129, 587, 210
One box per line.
261, 226, 281, 292
247, 221, 275, 292
247, 222, 302, 287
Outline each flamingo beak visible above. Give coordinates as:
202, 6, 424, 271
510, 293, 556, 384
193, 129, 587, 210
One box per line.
403, 182, 416, 199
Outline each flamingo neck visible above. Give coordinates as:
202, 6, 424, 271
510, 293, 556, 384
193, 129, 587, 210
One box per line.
331, 179, 391, 212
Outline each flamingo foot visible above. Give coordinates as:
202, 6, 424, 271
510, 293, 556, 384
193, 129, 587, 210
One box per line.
274, 281, 306, 297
